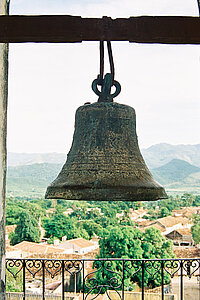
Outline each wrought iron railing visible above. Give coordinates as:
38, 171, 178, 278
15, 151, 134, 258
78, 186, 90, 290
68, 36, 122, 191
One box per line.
6, 258, 200, 300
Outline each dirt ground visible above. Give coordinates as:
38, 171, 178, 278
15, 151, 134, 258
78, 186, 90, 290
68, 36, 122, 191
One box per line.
171, 276, 200, 300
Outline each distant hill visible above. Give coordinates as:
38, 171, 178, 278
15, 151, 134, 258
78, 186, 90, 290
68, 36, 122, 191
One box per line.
6, 143, 200, 197
152, 159, 200, 185
151, 159, 200, 194
141, 143, 200, 169
6, 159, 200, 198
165, 171, 200, 194
6, 163, 62, 197
8, 143, 200, 170
7, 152, 66, 167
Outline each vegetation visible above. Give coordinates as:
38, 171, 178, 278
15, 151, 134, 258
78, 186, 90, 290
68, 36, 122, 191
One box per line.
10, 211, 41, 245
191, 214, 200, 244
6, 197, 46, 225
92, 226, 174, 290
6, 268, 23, 292
7, 163, 62, 197
6, 193, 200, 245
43, 213, 89, 240
6, 192, 200, 291
152, 159, 200, 185
143, 193, 200, 220
191, 223, 200, 244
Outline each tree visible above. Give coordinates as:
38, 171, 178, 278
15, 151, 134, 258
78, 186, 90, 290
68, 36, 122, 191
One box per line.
159, 207, 171, 218
29, 198, 52, 210
142, 228, 174, 259
71, 202, 88, 220
80, 220, 103, 238
193, 195, 200, 207
91, 226, 174, 292
95, 214, 118, 228
6, 197, 46, 225
119, 210, 134, 226
191, 223, 200, 244
43, 213, 74, 239
10, 211, 41, 245
99, 226, 144, 259
180, 193, 195, 207
6, 197, 26, 225
43, 213, 89, 240
6, 205, 24, 225
24, 201, 45, 221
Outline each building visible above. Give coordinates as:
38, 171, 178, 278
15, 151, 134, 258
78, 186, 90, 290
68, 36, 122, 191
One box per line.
140, 222, 166, 234
6, 245, 22, 259
57, 238, 98, 255
172, 207, 200, 218
116, 208, 148, 222
129, 208, 148, 221
165, 228, 194, 247
142, 216, 192, 236
6, 241, 65, 258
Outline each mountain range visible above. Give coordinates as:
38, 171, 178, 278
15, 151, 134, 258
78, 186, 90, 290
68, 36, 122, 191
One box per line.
142, 143, 200, 169
8, 143, 200, 168
8, 152, 66, 167
6, 143, 200, 197
151, 159, 200, 194
7, 163, 63, 198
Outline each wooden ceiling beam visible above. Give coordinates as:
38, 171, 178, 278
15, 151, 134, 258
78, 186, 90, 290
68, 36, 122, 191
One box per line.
0, 15, 200, 44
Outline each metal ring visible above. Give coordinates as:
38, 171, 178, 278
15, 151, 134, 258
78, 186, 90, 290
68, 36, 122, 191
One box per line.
92, 79, 101, 97
92, 78, 121, 100
110, 80, 121, 99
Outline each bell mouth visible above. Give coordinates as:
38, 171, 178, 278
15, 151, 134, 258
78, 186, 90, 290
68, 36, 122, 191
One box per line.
45, 185, 167, 202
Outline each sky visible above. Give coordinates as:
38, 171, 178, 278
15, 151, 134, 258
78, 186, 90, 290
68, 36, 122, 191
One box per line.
7, 0, 200, 153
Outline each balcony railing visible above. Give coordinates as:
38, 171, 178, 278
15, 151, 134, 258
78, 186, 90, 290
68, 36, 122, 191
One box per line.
6, 258, 200, 300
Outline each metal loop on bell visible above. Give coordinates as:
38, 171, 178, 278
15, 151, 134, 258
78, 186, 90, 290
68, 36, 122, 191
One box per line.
92, 41, 121, 102
92, 73, 121, 102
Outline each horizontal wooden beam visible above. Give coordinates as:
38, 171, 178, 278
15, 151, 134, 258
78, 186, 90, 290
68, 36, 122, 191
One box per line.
0, 15, 200, 44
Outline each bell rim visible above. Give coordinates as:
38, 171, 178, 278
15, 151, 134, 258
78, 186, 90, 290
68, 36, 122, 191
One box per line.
45, 185, 168, 201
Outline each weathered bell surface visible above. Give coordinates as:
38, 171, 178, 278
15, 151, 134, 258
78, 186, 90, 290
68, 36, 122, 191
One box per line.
45, 102, 167, 201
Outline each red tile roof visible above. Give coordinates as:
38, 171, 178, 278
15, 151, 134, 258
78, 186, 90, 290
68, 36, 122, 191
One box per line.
59, 238, 96, 249
12, 241, 64, 254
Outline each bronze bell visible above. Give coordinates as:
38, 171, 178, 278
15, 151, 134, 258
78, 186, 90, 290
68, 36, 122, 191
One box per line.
45, 101, 167, 201
46, 41, 167, 201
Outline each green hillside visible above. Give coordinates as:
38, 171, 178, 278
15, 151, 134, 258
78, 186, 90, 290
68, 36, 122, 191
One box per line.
164, 171, 200, 194
142, 143, 200, 169
6, 163, 62, 197
151, 159, 200, 194
152, 159, 200, 185
6, 158, 200, 197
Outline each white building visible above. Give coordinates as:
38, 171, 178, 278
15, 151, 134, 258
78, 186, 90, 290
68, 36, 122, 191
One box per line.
57, 238, 98, 255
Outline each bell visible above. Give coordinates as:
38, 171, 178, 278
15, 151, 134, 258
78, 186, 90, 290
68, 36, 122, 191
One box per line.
45, 101, 167, 201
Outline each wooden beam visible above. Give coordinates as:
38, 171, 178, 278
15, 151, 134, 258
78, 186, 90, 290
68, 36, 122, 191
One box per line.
0, 15, 200, 44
